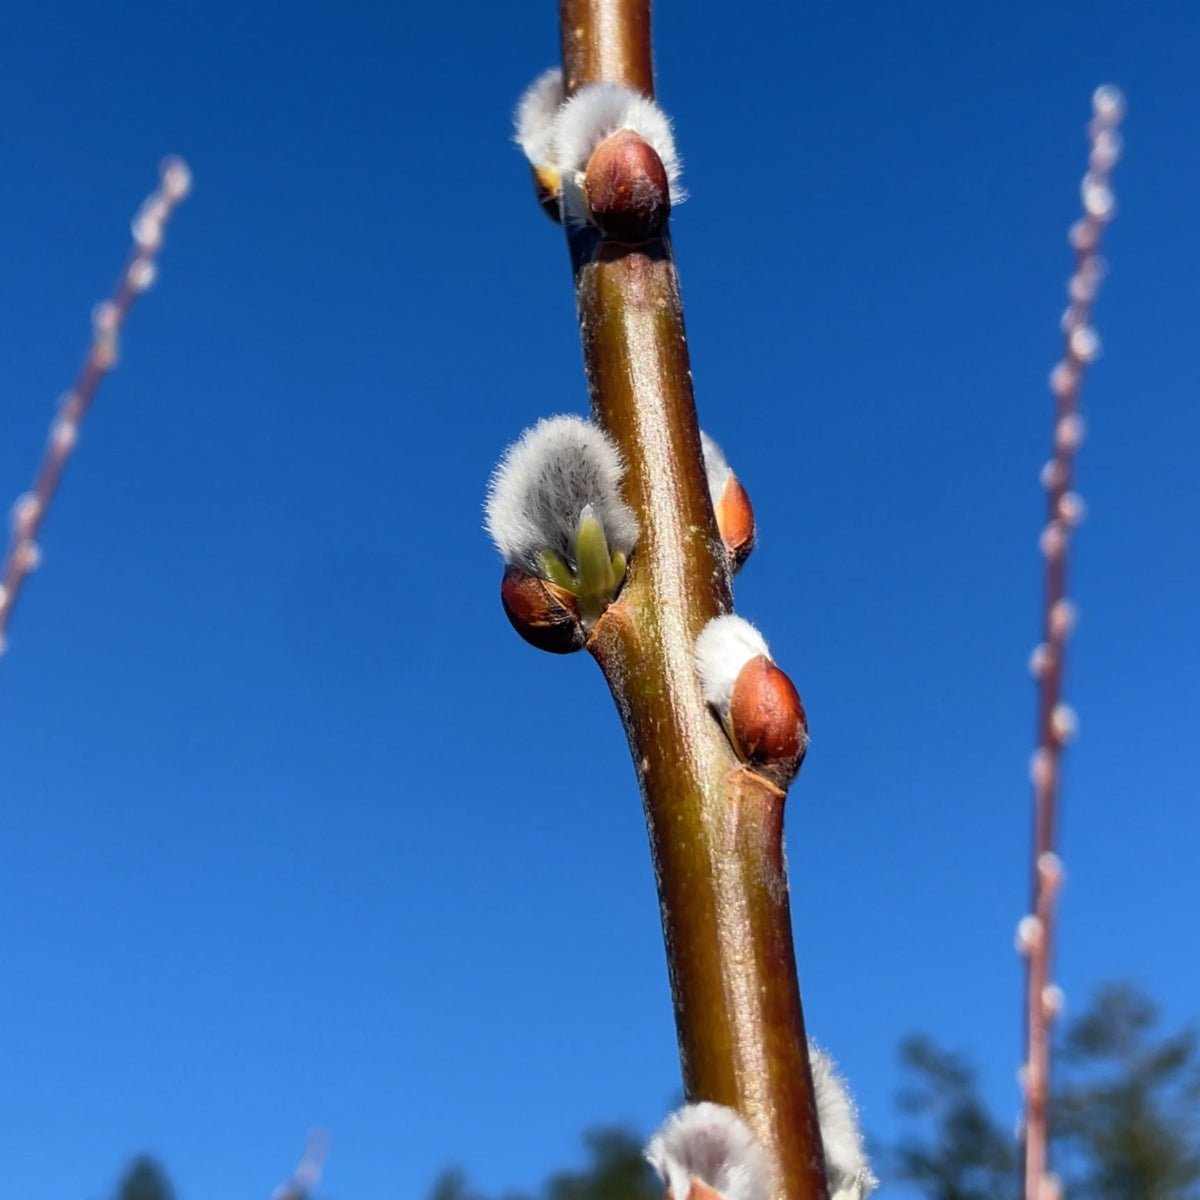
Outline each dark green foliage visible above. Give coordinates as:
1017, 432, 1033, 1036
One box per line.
890, 983, 1200, 1200
544, 1128, 660, 1200
1055, 984, 1200, 1200
427, 1124, 659, 1200
114, 1156, 175, 1200
890, 1035, 1016, 1200
427, 1164, 533, 1200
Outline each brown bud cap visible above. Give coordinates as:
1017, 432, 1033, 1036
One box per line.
531, 164, 563, 223
728, 655, 808, 785
583, 130, 670, 242
500, 566, 585, 654
715, 475, 756, 569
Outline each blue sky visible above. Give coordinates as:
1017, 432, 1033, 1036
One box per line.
1, 2, 1197, 1197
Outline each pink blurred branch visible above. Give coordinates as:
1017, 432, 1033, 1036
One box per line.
271, 1129, 331, 1200
0, 155, 192, 658
1017, 85, 1125, 1200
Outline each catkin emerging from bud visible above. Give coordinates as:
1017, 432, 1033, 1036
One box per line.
645, 1050, 876, 1200
514, 68, 565, 170
514, 68, 566, 220
646, 1103, 772, 1200
809, 1045, 879, 1200
552, 83, 684, 230
701, 433, 755, 569
695, 615, 808, 785
485, 415, 638, 634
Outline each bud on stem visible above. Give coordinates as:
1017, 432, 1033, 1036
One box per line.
714, 474, 755, 568
500, 566, 587, 654
728, 655, 808, 786
701, 432, 755, 571
485, 415, 638, 650
583, 129, 671, 241
695, 615, 808, 788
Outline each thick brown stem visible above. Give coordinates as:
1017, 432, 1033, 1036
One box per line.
558, 6, 829, 1198
559, 0, 653, 95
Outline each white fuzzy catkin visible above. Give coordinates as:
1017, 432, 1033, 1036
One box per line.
645, 1056, 875, 1200
694, 615, 770, 717
700, 432, 733, 509
553, 83, 684, 224
485, 414, 638, 575
514, 68, 565, 168
809, 1046, 878, 1200
646, 1103, 772, 1200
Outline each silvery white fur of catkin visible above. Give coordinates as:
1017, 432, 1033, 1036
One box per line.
700, 432, 733, 507
552, 83, 685, 225
645, 1103, 771, 1200
645, 1052, 876, 1200
514, 68, 564, 168
694, 614, 771, 716
809, 1045, 878, 1200
485, 414, 638, 575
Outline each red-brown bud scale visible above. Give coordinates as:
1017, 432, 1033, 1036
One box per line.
499, 566, 586, 654
728, 655, 808, 785
583, 130, 671, 241
714, 476, 756, 569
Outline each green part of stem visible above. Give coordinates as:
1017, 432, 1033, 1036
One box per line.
557, 5, 832, 1200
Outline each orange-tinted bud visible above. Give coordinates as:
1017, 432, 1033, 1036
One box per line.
583, 130, 670, 241
531, 164, 563, 223
715, 475, 755, 569
665, 1181, 726, 1200
499, 566, 585, 654
728, 655, 808, 785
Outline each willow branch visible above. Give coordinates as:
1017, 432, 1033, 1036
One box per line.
0, 156, 192, 658
270, 1129, 331, 1200
557, 6, 829, 1199
559, 0, 652, 95
1018, 86, 1124, 1200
